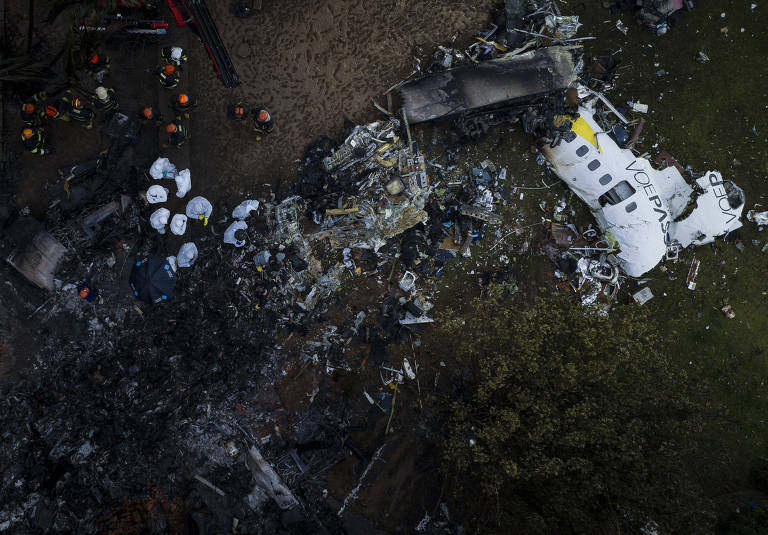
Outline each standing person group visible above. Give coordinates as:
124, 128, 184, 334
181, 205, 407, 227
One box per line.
148, 46, 196, 149
226, 100, 275, 140
19, 48, 120, 156
21, 41, 279, 156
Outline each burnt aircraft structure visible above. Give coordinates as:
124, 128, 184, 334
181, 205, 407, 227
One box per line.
399, 47, 575, 138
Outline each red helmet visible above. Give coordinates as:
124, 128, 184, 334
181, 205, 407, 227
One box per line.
143, 107, 154, 119
45, 105, 59, 117
234, 106, 244, 117
163, 64, 175, 75
88, 53, 98, 64
23, 103, 35, 114
22, 128, 34, 139
71, 96, 82, 109
165, 123, 177, 133
257, 110, 269, 122
178, 93, 189, 104
79, 287, 90, 298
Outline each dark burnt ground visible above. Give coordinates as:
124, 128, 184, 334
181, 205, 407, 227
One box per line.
0, 1, 501, 533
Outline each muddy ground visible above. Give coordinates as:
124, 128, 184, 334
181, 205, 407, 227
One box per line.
188, 0, 496, 193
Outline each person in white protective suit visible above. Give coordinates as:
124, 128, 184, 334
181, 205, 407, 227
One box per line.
175, 169, 191, 198
149, 157, 177, 179
177, 242, 198, 268
223, 220, 248, 247
147, 185, 169, 204
170, 214, 188, 235
185, 196, 212, 226
232, 199, 259, 220
150, 208, 170, 234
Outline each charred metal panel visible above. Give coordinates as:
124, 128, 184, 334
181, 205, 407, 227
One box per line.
399, 47, 575, 124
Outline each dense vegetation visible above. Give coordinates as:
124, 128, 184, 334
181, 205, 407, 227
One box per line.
429, 291, 716, 534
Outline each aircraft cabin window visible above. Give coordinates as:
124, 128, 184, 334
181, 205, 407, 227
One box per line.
587, 159, 601, 171
599, 173, 612, 186
576, 145, 589, 157
625, 201, 638, 213
598, 180, 636, 207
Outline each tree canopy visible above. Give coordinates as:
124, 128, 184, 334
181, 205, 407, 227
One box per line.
429, 290, 714, 534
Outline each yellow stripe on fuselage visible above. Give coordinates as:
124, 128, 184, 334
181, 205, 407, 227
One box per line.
571, 116, 600, 152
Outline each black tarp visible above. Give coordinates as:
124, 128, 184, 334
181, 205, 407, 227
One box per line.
129, 255, 176, 303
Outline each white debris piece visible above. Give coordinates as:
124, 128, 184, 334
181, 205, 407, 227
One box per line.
247, 445, 299, 511
747, 210, 768, 226
146, 185, 169, 204
177, 242, 198, 268
149, 208, 170, 234
185, 196, 213, 224
170, 214, 188, 235
149, 157, 177, 179
403, 358, 416, 380
399, 271, 417, 292
175, 168, 191, 198
223, 220, 248, 247
632, 287, 654, 305
232, 199, 260, 220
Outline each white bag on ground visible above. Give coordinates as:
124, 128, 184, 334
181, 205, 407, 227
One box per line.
150, 208, 170, 234
232, 199, 259, 220
185, 196, 213, 225
149, 157, 177, 179
177, 242, 198, 268
223, 220, 248, 247
147, 185, 169, 204
175, 169, 191, 198
170, 214, 188, 235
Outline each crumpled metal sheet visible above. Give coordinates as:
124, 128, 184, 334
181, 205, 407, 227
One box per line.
399, 47, 575, 123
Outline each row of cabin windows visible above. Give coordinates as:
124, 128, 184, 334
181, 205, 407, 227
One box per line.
569, 140, 638, 213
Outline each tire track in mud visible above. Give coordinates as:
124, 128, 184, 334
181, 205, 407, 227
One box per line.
188, 0, 495, 202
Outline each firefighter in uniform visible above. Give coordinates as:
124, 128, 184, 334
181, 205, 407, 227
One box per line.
94, 86, 119, 114
161, 46, 188, 68
20, 91, 47, 124
156, 64, 180, 88
42, 100, 70, 122
252, 108, 275, 139
139, 106, 163, 126
21, 126, 54, 155
227, 101, 250, 123
69, 96, 95, 129
163, 121, 188, 148
85, 52, 110, 83
171, 93, 197, 119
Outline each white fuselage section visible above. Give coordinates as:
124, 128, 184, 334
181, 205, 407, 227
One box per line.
541, 106, 744, 277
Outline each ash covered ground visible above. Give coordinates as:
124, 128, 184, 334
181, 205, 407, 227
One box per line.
2, 0, 768, 534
